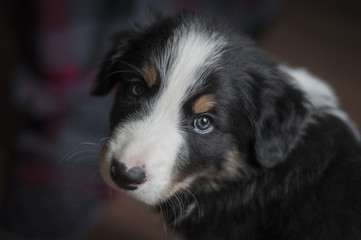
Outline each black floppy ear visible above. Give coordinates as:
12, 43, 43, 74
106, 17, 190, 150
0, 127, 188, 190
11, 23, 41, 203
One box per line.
253, 70, 309, 168
91, 9, 165, 96
91, 30, 134, 96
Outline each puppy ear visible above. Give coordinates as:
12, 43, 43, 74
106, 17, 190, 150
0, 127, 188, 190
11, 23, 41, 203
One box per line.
91, 30, 134, 96
253, 70, 308, 168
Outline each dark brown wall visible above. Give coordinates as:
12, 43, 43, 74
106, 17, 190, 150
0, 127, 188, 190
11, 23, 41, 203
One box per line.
261, 0, 361, 127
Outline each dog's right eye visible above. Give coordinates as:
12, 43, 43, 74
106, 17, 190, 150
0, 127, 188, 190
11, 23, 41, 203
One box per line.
127, 81, 145, 99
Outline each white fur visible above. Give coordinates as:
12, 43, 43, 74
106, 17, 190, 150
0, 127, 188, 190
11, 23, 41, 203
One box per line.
280, 66, 348, 121
280, 66, 360, 140
101, 25, 226, 205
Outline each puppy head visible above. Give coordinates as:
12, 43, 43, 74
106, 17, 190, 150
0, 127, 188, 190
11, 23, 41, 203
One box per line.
93, 14, 308, 205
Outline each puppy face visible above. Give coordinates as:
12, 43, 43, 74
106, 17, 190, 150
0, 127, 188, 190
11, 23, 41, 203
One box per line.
94, 14, 307, 205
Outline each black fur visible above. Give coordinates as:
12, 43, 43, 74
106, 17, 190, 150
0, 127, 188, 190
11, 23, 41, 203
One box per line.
94, 13, 361, 240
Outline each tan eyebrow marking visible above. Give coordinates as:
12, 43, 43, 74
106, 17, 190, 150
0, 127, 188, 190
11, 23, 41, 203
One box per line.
142, 63, 157, 87
192, 94, 217, 114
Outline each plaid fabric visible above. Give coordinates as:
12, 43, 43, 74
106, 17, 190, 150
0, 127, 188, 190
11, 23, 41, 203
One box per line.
1, 0, 283, 239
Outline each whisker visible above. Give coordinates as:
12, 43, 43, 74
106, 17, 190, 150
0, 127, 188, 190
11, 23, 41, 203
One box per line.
61, 148, 93, 162
174, 193, 183, 225
80, 142, 102, 148
71, 155, 99, 163
159, 206, 168, 234
102, 58, 142, 74
102, 70, 143, 82
62, 149, 99, 163
167, 198, 178, 232
99, 137, 110, 142
182, 187, 201, 223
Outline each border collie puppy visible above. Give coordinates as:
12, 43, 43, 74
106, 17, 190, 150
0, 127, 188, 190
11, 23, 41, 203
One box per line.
92, 12, 361, 240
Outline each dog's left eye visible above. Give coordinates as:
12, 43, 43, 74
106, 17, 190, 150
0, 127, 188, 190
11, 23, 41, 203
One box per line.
127, 81, 145, 98
193, 115, 214, 134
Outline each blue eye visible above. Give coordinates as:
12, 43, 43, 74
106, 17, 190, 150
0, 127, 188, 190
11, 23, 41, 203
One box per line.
194, 115, 214, 134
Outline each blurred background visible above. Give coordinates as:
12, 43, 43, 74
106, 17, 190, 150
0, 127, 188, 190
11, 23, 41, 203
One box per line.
0, 0, 360, 239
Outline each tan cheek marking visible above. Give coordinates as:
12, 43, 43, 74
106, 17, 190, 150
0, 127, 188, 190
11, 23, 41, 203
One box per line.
162, 148, 249, 200
220, 149, 244, 179
98, 141, 118, 189
99, 142, 109, 169
196, 148, 251, 190
142, 63, 157, 87
162, 175, 198, 201
192, 94, 216, 114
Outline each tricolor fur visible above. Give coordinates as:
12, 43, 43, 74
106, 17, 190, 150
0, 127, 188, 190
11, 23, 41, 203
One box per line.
93, 13, 361, 240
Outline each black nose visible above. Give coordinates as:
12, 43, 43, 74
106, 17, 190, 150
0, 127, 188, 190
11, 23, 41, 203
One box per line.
110, 161, 146, 190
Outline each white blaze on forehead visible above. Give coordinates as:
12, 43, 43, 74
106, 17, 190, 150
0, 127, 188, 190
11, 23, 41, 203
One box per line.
103, 26, 226, 205
156, 26, 226, 107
